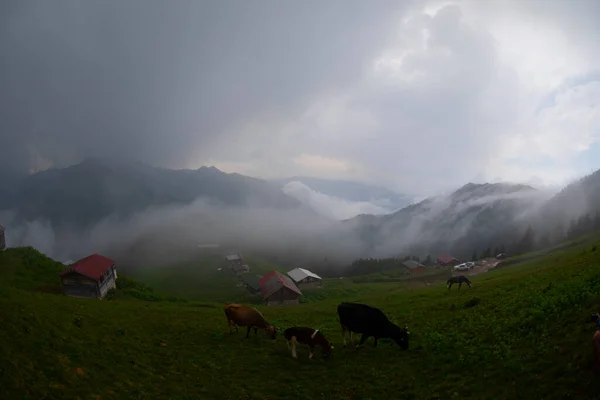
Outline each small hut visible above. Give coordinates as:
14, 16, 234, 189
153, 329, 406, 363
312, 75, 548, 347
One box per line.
436, 255, 460, 267
0, 224, 5, 251
402, 260, 426, 275
225, 252, 249, 275
59, 254, 118, 299
287, 268, 323, 290
258, 270, 302, 306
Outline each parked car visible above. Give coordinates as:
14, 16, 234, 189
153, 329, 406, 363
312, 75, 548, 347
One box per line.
465, 261, 475, 269
454, 263, 469, 271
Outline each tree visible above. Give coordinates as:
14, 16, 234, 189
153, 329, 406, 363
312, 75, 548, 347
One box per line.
471, 251, 477, 261
481, 247, 491, 259
424, 254, 432, 266
517, 225, 535, 254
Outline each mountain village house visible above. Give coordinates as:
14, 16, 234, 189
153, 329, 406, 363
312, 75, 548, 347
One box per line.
258, 270, 302, 306
402, 259, 426, 275
225, 253, 250, 275
59, 254, 118, 299
436, 255, 461, 267
287, 268, 323, 289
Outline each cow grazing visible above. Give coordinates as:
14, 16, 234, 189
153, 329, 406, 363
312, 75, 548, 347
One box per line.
223, 303, 277, 339
447, 275, 472, 290
337, 302, 409, 350
284, 327, 334, 359
591, 313, 600, 372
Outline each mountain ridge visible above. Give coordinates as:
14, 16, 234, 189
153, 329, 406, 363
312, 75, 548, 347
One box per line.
2, 158, 600, 265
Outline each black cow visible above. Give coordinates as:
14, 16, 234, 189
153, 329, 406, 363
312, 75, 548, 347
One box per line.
337, 302, 410, 350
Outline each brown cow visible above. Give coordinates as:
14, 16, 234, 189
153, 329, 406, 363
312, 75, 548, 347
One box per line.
591, 313, 600, 372
284, 327, 333, 359
223, 303, 277, 339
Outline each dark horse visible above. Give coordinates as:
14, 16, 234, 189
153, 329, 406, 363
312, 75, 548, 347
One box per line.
447, 275, 472, 290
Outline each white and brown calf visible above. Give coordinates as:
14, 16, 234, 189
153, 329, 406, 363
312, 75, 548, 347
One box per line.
284, 327, 333, 359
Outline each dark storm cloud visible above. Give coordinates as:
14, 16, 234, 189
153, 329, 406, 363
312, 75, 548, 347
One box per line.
0, 0, 413, 172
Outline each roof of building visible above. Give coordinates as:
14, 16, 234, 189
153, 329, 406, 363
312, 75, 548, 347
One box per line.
287, 267, 322, 282
225, 254, 242, 261
259, 270, 302, 299
59, 254, 115, 281
402, 260, 425, 269
437, 255, 459, 264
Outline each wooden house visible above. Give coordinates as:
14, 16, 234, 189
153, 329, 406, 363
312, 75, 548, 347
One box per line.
59, 254, 117, 299
287, 268, 323, 289
225, 252, 249, 275
258, 270, 302, 306
402, 260, 426, 275
225, 253, 242, 264
0, 224, 5, 251
436, 255, 461, 267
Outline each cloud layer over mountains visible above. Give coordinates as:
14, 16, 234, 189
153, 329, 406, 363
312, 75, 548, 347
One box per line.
2, 1, 599, 195
281, 181, 407, 220
4, 159, 597, 269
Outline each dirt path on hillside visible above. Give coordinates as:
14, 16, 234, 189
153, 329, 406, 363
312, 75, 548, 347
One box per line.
399, 258, 502, 289
460, 258, 500, 276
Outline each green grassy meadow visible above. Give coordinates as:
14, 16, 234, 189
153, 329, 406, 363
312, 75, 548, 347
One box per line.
2, 233, 600, 399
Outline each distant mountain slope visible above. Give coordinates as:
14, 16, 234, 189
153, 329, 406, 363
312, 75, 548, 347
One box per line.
272, 176, 413, 219
1, 158, 303, 230
5, 156, 600, 266
341, 182, 548, 259
532, 169, 600, 242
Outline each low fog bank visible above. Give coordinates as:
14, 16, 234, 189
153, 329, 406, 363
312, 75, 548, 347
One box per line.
282, 180, 399, 220
0, 197, 365, 268
2, 178, 594, 274
342, 185, 559, 260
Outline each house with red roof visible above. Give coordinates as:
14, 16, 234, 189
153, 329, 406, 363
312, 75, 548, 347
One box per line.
402, 259, 426, 275
258, 270, 302, 306
59, 254, 117, 299
436, 255, 461, 267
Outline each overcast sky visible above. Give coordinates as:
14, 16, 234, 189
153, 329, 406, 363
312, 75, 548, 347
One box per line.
2, 0, 599, 196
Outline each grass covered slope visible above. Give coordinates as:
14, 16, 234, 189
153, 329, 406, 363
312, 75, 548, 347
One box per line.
2, 237, 600, 399
131, 254, 288, 303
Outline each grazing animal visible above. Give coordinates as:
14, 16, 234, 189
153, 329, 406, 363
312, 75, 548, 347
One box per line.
447, 275, 472, 290
592, 313, 600, 372
223, 303, 277, 339
337, 302, 410, 350
284, 327, 334, 359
